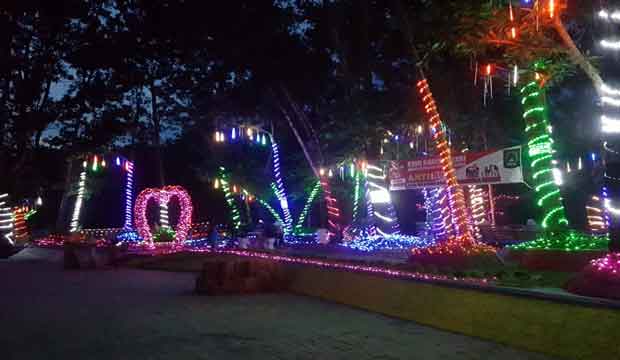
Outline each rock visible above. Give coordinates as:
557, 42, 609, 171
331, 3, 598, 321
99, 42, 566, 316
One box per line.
195, 258, 288, 295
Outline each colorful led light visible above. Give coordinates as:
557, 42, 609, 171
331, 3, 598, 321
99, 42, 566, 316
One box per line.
414, 79, 481, 256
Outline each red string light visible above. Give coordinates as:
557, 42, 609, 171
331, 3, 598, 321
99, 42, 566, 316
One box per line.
320, 175, 341, 238
414, 79, 496, 257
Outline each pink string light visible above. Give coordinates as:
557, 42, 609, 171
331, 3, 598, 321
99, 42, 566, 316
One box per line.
151, 247, 493, 286
134, 186, 193, 245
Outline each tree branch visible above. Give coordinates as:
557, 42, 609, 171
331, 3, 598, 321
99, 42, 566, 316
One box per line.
553, 16, 603, 97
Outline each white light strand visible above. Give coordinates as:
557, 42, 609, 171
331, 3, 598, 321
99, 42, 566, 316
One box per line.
0, 194, 14, 245
70, 171, 87, 233
602, 115, 620, 133
160, 201, 170, 228
599, 9, 620, 22
601, 39, 620, 50
602, 96, 620, 107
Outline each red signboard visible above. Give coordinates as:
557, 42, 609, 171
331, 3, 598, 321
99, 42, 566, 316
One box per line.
389, 147, 523, 190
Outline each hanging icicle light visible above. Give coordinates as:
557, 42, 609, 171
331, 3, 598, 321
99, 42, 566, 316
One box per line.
513, 65, 519, 87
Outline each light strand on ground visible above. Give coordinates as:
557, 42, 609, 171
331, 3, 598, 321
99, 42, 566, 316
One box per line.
158, 248, 493, 286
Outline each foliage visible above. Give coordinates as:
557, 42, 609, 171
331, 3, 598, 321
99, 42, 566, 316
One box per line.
153, 227, 176, 243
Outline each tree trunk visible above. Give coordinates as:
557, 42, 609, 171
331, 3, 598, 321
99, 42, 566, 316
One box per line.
150, 82, 165, 187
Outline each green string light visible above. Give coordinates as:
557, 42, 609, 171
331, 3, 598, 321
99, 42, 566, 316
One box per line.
218, 172, 242, 231
294, 180, 322, 233
352, 171, 363, 223
521, 79, 568, 230
258, 198, 284, 225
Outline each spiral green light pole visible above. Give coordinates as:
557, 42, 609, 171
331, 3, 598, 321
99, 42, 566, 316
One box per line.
520, 76, 568, 229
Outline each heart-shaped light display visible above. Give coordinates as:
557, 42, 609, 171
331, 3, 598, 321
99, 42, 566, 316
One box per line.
134, 186, 193, 244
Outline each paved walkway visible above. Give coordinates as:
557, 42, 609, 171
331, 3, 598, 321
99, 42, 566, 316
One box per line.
0, 252, 556, 359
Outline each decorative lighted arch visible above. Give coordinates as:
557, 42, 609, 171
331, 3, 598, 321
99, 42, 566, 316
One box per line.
134, 186, 193, 244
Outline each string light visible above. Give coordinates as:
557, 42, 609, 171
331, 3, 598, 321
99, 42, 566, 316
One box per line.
352, 172, 363, 223
468, 185, 488, 240
520, 78, 568, 229
415, 79, 475, 246
70, 170, 87, 232
270, 140, 293, 235
510, 231, 608, 251
158, 247, 492, 285
320, 173, 341, 239
123, 161, 135, 229
598, 10, 620, 21
366, 163, 400, 235
134, 186, 193, 245
341, 234, 433, 252
587, 195, 609, 235
160, 202, 170, 228
602, 115, 620, 133
219, 175, 242, 231
0, 194, 14, 245
601, 39, 620, 50
294, 180, 322, 233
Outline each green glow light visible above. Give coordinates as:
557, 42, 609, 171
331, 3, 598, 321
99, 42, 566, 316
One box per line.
521, 91, 540, 104
520, 81, 538, 94
535, 180, 555, 193
521, 78, 567, 231
528, 134, 550, 146
258, 199, 284, 225
533, 168, 552, 180
537, 189, 560, 207
509, 231, 609, 252
542, 206, 566, 228
531, 154, 553, 168
522, 107, 545, 119
352, 172, 363, 223
218, 174, 242, 231
294, 180, 321, 232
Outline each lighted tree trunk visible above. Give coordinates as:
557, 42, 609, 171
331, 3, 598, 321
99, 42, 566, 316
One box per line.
416, 79, 474, 243
520, 77, 568, 230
